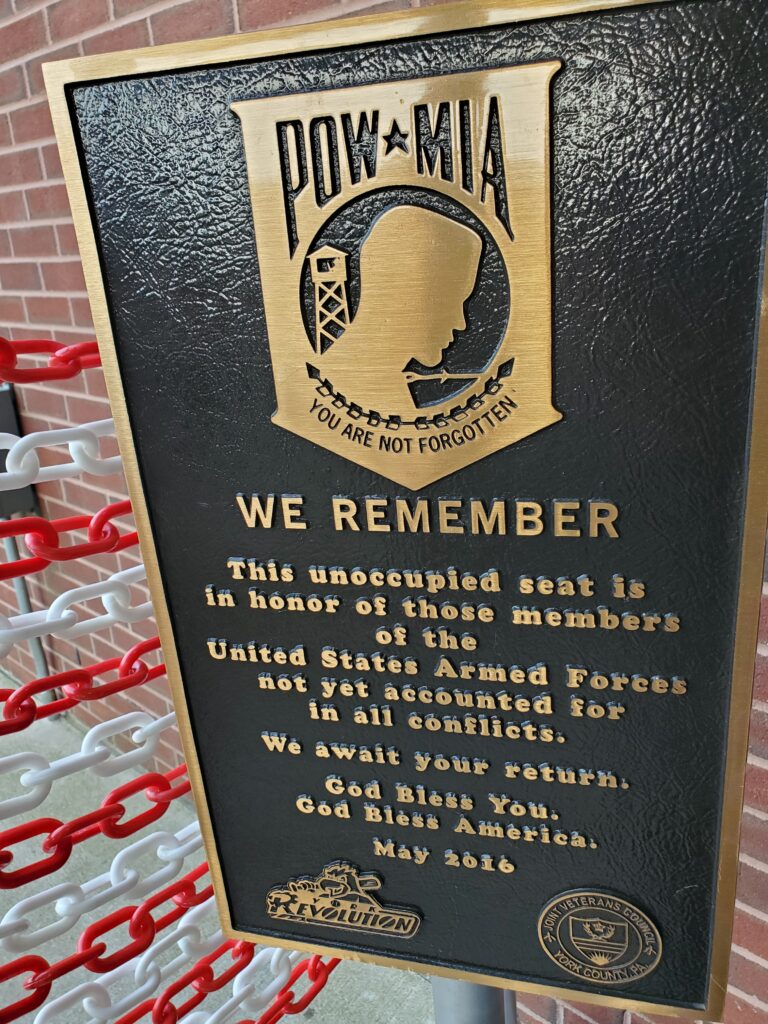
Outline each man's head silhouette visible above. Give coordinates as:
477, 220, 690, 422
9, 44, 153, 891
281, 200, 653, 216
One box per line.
320, 205, 482, 415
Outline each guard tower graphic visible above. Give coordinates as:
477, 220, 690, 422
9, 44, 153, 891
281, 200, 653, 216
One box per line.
307, 245, 350, 355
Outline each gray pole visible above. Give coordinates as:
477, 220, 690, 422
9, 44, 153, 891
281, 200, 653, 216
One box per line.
431, 978, 517, 1024
2, 527, 49, 680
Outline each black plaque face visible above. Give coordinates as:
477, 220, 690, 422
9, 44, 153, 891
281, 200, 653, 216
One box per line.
48, 1, 768, 1017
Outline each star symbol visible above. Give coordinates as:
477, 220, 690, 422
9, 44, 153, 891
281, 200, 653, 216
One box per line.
382, 120, 409, 155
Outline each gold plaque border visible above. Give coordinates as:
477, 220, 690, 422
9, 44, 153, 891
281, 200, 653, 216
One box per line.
44, 2, 766, 1019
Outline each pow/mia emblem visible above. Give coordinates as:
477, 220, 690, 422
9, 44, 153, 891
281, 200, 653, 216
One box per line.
265, 861, 421, 938
234, 63, 562, 488
538, 890, 662, 985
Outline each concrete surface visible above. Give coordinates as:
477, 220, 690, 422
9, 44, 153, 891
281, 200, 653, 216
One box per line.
0, 714, 436, 1023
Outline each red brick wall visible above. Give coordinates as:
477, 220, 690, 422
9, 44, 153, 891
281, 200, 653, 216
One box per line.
0, 1, 766, 1021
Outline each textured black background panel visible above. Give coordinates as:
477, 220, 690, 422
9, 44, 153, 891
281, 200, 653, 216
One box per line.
70, 0, 767, 1009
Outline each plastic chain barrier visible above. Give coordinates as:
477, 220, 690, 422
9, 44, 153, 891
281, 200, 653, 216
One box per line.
0, 338, 101, 383
184, 945, 302, 1024
0, 334, 338, 1024
0, 759, 191, 888
250, 955, 341, 1024
0, 635, 164, 736
0, 709, 180, 819
1, 887, 339, 1024
0, 419, 121, 491
0, 563, 153, 657
15, 864, 212, 991
28, 898, 225, 1024
26, 898, 303, 1024
0, 820, 204, 952
0, 866, 210, 1024
0, 500, 137, 582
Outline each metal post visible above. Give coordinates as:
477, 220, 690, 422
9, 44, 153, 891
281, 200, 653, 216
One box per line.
503, 990, 518, 1023
2, 527, 49, 680
431, 977, 517, 1024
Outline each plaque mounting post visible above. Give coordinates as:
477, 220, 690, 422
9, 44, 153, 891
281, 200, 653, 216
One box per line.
431, 977, 517, 1024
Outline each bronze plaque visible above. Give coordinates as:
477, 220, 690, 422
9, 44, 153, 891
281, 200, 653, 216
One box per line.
48, 0, 768, 1017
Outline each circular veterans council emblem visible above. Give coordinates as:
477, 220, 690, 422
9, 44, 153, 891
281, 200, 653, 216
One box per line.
538, 891, 662, 985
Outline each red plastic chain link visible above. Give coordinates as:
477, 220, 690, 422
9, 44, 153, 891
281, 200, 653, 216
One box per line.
130, 863, 212, 934
21, 944, 107, 992
0, 819, 71, 888
151, 940, 255, 1024
251, 955, 341, 1024
145, 764, 191, 805
0, 956, 51, 1024
0, 869, 337, 1024
12, 866, 211, 1008
114, 939, 256, 1024
0, 500, 137, 582
0, 765, 190, 888
105, 766, 187, 838
193, 939, 254, 995
0, 636, 164, 736
0, 337, 100, 383
26, 500, 136, 561
0, 670, 85, 733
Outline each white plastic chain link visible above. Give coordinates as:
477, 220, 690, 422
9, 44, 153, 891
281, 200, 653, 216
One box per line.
33, 899, 221, 1024
0, 419, 121, 491
190, 945, 303, 1024
34, 897, 302, 1024
0, 821, 203, 952
0, 564, 152, 657
0, 710, 179, 819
